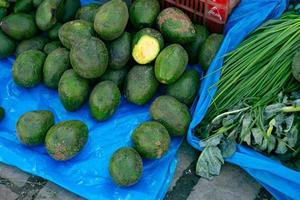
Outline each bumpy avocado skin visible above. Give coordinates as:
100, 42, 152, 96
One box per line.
59, 20, 94, 49
0, 8, 8, 21
155, 44, 188, 84
33, 0, 43, 7
100, 67, 128, 88
1, 13, 37, 40
43, 48, 70, 89
13, 0, 34, 13
184, 25, 209, 64
130, 0, 160, 29
94, 0, 129, 41
59, 0, 80, 22
35, 0, 64, 31
125, 65, 159, 105
58, 69, 90, 111
43, 40, 62, 54
70, 37, 108, 79
45, 120, 88, 161
166, 70, 200, 106
132, 121, 170, 159
16, 36, 49, 56
13, 50, 46, 88
0, 30, 16, 59
48, 23, 62, 40
89, 81, 121, 121
198, 33, 223, 70
108, 32, 131, 69
16, 110, 54, 146
157, 7, 196, 44
75, 3, 100, 23
150, 95, 192, 136
109, 147, 143, 186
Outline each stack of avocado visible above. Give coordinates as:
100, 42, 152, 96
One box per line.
0, 0, 224, 186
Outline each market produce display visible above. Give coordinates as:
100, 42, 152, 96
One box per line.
195, 12, 300, 179
0, 0, 223, 187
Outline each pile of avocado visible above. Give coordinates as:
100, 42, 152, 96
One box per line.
0, 0, 224, 187
16, 110, 88, 161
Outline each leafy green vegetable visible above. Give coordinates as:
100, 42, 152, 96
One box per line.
196, 146, 224, 180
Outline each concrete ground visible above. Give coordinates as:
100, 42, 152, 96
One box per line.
0, 141, 274, 200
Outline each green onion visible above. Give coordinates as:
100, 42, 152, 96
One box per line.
205, 13, 300, 124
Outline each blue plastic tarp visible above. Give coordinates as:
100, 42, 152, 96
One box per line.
0, 1, 187, 199
187, 0, 300, 200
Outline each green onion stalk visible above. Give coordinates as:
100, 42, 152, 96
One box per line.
203, 13, 300, 132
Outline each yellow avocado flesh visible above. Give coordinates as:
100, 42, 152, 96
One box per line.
132, 35, 160, 64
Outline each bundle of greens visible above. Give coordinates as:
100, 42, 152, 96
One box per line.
195, 13, 300, 179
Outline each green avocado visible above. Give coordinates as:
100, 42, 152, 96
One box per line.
1, 13, 37, 40
155, 44, 188, 84
43, 40, 62, 54
16, 110, 54, 146
125, 65, 159, 105
45, 120, 88, 161
109, 147, 143, 186
166, 70, 200, 106
100, 67, 128, 88
132, 28, 164, 65
0, 107, 5, 121
198, 33, 223, 70
89, 81, 121, 121
70, 37, 108, 79
184, 25, 209, 64
157, 7, 196, 44
150, 95, 191, 136
0, 0, 9, 8
108, 32, 131, 69
43, 48, 70, 89
58, 69, 90, 111
132, 121, 170, 159
75, 3, 100, 23
0, 8, 8, 21
13, 50, 46, 87
35, 0, 64, 31
94, 0, 129, 41
129, 0, 160, 29
13, 0, 34, 13
59, 0, 80, 22
0, 30, 16, 59
48, 23, 62, 40
58, 19, 94, 49
16, 36, 49, 56
33, 0, 43, 7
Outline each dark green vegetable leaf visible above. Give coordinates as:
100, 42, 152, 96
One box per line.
220, 138, 236, 158
200, 134, 223, 148
196, 146, 224, 180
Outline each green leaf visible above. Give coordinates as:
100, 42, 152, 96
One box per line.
196, 146, 224, 180
287, 124, 298, 147
251, 128, 263, 146
275, 138, 288, 154
240, 114, 252, 145
264, 103, 285, 119
220, 138, 237, 158
284, 114, 294, 133
200, 134, 223, 148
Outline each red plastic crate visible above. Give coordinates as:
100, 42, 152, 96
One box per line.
161, 0, 239, 33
